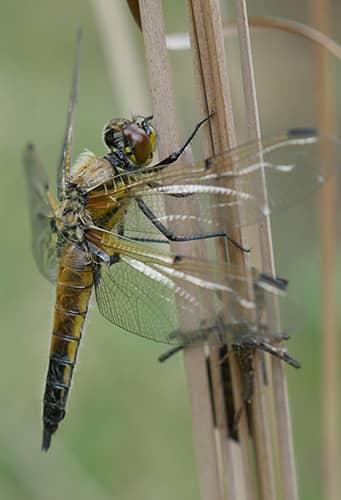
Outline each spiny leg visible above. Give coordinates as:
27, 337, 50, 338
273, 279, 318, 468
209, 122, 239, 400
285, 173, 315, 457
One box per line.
126, 113, 248, 253
254, 340, 301, 369
152, 113, 214, 168
136, 197, 250, 253
158, 345, 184, 363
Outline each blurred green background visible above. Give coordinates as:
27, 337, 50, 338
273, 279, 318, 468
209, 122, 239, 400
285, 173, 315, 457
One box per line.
0, 1, 340, 499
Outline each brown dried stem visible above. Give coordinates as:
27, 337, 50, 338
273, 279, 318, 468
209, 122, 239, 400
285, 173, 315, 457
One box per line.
138, 2, 223, 500
235, 2, 299, 500
309, 2, 340, 500
185, 1, 286, 499
235, 6, 278, 500
186, 1, 258, 499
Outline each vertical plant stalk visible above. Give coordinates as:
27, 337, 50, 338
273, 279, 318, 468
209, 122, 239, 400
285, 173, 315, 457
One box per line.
235, 4, 277, 500
185, 1, 257, 499
235, 2, 299, 500
232, 4, 278, 500
310, 2, 339, 500
138, 2, 223, 500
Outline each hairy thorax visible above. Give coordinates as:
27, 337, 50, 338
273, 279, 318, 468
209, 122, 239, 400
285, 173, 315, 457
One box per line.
55, 183, 92, 244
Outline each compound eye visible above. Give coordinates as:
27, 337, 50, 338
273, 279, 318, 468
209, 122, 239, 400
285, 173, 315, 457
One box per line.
123, 123, 154, 166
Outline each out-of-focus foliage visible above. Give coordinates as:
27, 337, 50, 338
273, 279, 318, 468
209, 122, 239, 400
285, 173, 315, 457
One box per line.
0, 1, 340, 500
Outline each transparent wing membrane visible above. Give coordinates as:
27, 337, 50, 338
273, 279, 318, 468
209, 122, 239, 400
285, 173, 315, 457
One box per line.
96, 129, 340, 240
87, 228, 286, 345
24, 144, 60, 282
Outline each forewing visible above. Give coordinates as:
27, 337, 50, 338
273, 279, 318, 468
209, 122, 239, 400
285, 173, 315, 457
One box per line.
88, 227, 286, 345
24, 144, 60, 282
110, 129, 340, 237
57, 30, 81, 200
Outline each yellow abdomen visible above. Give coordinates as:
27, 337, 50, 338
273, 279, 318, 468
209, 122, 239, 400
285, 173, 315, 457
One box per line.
42, 243, 93, 451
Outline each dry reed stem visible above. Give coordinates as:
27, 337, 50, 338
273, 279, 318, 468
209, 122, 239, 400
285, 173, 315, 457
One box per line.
235, 2, 299, 500
235, 3, 278, 499
138, 2, 223, 500
186, 2, 255, 499
309, 2, 340, 500
186, 1, 259, 499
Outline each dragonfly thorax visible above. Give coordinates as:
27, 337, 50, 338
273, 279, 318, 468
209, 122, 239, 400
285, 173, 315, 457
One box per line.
55, 183, 91, 244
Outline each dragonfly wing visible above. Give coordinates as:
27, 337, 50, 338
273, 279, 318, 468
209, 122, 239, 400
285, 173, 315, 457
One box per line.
24, 144, 60, 283
94, 257, 183, 343
57, 30, 81, 200
88, 227, 286, 345
115, 129, 341, 233
122, 198, 170, 242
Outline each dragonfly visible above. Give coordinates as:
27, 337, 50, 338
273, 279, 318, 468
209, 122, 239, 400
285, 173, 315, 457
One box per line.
24, 33, 338, 451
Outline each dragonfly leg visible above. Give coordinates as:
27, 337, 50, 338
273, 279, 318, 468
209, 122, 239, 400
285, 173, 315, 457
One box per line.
243, 336, 300, 369
123, 235, 170, 244
258, 273, 288, 292
158, 345, 185, 362
136, 197, 250, 253
152, 113, 214, 168
254, 340, 301, 369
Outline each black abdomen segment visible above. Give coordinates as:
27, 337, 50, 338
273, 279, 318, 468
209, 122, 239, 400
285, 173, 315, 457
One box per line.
42, 244, 93, 451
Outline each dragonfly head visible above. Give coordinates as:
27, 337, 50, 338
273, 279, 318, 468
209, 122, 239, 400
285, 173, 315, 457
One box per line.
103, 116, 157, 167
